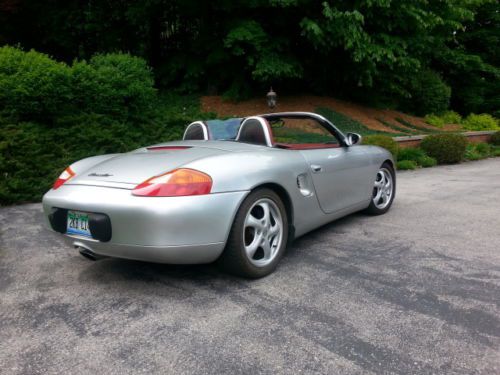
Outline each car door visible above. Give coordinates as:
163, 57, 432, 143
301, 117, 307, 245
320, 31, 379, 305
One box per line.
300, 146, 373, 214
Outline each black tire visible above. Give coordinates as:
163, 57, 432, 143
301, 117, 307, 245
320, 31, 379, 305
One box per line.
218, 188, 288, 278
365, 162, 396, 215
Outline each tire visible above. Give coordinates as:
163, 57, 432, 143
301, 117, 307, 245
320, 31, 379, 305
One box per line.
365, 162, 396, 215
218, 188, 289, 278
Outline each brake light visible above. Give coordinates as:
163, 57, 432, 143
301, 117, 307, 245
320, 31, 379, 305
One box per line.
132, 168, 212, 197
53, 167, 75, 189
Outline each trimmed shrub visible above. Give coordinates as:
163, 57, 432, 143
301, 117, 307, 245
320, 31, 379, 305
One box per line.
0, 46, 157, 124
488, 131, 500, 146
397, 160, 418, 170
0, 116, 185, 205
362, 135, 399, 159
462, 113, 499, 131
420, 134, 467, 164
72, 53, 156, 119
0, 46, 71, 121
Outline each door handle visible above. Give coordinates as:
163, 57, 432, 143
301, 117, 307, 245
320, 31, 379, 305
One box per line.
311, 164, 323, 173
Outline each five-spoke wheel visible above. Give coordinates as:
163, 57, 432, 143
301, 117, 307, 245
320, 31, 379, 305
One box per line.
365, 162, 396, 215
219, 189, 288, 278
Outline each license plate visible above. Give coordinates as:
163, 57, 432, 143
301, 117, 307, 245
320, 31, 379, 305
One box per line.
67, 211, 91, 237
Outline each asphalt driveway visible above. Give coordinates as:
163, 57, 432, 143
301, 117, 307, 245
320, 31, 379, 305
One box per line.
1, 158, 499, 375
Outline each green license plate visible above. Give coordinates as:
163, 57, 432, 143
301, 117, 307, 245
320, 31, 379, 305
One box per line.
67, 211, 91, 237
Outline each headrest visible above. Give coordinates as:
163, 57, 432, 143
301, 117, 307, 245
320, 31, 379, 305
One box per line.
183, 122, 209, 140
235, 117, 273, 147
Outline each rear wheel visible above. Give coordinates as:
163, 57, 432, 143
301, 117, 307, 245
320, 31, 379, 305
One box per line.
365, 162, 396, 215
218, 188, 288, 278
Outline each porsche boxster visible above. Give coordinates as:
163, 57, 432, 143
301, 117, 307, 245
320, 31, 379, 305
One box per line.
43, 112, 395, 278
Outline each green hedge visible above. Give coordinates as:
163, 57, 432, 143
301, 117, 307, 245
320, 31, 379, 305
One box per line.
0, 115, 187, 205
0, 46, 156, 123
420, 134, 467, 164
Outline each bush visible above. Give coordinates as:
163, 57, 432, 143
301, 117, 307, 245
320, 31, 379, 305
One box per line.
424, 114, 445, 128
409, 69, 451, 116
420, 133, 467, 164
490, 131, 500, 146
419, 155, 438, 168
72, 53, 156, 119
462, 113, 499, 131
0, 46, 71, 121
465, 142, 492, 161
424, 111, 462, 128
441, 111, 462, 124
362, 135, 399, 159
398, 147, 437, 168
0, 46, 156, 124
0, 116, 186, 205
397, 160, 418, 170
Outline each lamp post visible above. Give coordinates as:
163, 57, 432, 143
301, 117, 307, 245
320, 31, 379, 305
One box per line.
266, 87, 277, 109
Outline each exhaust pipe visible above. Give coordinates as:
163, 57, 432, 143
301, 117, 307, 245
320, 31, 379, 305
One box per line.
74, 243, 107, 261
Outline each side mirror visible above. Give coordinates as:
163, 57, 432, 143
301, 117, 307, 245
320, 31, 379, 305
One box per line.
346, 132, 362, 146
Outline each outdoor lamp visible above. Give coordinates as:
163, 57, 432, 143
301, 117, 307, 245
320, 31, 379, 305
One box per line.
266, 87, 277, 109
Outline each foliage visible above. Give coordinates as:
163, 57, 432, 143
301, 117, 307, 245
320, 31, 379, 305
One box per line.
490, 131, 500, 146
398, 147, 437, 168
420, 134, 467, 164
362, 135, 399, 159
424, 114, 445, 128
0, 115, 187, 205
0, 90, 207, 205
72, 53, 156, 119
0, 1, 497, 115
396, 160, 417, 170
442, 1, 500, 117
441, 111, 463, 125
0, 46, 156, 123
425, 111, 462, 128
461, 113, 499, 131
464, 143, 490, 161
405, 70, 451, 116
0, 46, 71, 122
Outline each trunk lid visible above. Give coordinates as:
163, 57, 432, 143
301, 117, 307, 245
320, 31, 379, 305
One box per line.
68, 146, 226, 188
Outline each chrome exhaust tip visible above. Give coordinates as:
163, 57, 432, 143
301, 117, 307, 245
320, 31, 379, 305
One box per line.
74, 242, 107, 261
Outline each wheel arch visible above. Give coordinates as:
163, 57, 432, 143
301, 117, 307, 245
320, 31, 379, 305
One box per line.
383, 159, 395, 170
251, 182, 295, 241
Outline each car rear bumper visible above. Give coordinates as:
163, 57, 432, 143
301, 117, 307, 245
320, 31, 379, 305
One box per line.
42, 185, 248, 264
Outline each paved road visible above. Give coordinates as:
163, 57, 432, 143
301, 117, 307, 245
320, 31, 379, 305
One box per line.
1, 159, 500, 375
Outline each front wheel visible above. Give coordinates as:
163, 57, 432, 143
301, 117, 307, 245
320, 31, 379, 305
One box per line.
365, 162, 396, 215
218, 188, 288, 278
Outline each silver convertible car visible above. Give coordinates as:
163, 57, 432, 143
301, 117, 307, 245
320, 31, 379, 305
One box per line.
43, 112, 395, 278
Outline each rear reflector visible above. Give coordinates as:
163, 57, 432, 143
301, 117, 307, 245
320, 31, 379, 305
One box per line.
132, 168, 212, 197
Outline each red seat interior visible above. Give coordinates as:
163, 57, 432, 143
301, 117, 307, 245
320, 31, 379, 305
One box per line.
274, 143, 340, 150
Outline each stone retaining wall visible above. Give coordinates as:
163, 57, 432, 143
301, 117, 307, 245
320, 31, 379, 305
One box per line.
394, 131, 496, 148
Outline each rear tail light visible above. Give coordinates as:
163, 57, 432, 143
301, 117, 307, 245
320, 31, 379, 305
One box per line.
132, 168, 212, 197
53, 167, 75, 189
